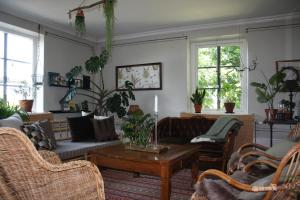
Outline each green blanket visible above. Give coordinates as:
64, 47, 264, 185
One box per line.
191, 116, 243, 143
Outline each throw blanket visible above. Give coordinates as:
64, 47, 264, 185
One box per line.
191, 116, 243, 143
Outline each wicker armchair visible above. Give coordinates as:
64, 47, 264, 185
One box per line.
191, 142, 300, 200
0, 127, 105, 200
227, 123, 300, 174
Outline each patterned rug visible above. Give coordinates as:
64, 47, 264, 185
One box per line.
101, 168, 194, 200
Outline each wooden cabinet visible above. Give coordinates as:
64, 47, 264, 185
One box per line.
180, 112, 255, 151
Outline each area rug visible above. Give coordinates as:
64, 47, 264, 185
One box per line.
101, 168, 194, 200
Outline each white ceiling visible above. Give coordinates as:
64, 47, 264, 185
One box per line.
0, 0, 299, 42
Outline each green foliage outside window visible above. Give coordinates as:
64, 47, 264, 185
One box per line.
197, 45, 242, 109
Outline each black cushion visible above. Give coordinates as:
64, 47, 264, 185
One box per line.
159, 136, 191, 144
67, 114, 95, 142
92, 116, 118, 142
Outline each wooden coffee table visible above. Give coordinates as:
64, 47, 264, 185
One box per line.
88, 144, 199, 200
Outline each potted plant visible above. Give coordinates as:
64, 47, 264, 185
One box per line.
0, 98, 27, 120
250, 71, 286, 121
62, 49, 135, 118
121, 112, 155, 147
224, 97, 236, 113
190, 88, 206, 113
14, 81, 40, 112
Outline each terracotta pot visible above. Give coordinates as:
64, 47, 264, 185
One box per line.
19, 100, 34, 112
194, 104, 202, 113
264, 108, 278, 121
224, 102, 235, 113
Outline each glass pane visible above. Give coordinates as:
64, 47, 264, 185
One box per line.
220, 45, 240, 67
203, 88, 218, 109
0, 31, 4, 59
7, 85, 22, 105
198, 68, 217, 88
7, 33, 33, 63
0, 59, 3, 84
7, 60, 32, 85
220, 68, 241, 109
198, 47, 217, 68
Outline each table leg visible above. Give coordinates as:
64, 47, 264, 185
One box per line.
161, 165, 171, 200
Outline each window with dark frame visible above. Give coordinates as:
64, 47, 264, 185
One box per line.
197, 44, 242, 110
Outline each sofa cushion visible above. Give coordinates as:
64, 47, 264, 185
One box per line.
54, 139, 121, 160
21, 123, 55, 150
0, 113, 23, 130
37, 120, 57, 148
92, 116, 118, 142
67, 115, 95, 142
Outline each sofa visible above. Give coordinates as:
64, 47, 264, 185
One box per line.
1, 112, 121, 161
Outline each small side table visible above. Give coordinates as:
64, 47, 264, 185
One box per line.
264, 120, 297, 147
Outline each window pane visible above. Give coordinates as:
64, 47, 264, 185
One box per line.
7, 33, 33, 63
198, 47, 217, 68
220, 68, 241, 108
0, 31, 3, 59
221, 45, 240, 67
7, 86, 22, 105
198, 68, 217, 88
203, 89, 218, 109
7, 60, 32, 86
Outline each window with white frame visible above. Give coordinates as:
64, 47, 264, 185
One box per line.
191, 39, 248, 113
0, 29, 42, 110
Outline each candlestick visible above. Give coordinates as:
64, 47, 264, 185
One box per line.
154, 95, 158, 113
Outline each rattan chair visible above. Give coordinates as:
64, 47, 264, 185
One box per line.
227, 123, 300, 174
0, 127, 105, 200
191, 142, 300, 200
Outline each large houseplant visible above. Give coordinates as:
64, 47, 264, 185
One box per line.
250, 71, 286, 120
190, 88, 206, 113
62, 49, 135, 118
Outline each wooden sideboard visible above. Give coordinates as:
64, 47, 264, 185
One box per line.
180, 112, 255, 151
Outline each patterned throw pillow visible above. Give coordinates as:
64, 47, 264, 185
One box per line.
21, 123, 55, 150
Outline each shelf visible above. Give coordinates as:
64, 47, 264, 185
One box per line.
49, 84, 90, 90
49, 110, 81, 114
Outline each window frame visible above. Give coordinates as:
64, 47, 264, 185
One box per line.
0, 27, 39, 109
190, 39, 248, 113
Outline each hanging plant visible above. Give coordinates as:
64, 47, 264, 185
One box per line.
75, 9, 86, 36
103, 0, 117, 54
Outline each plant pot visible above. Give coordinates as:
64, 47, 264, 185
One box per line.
194, 104, 202, 113
224, 102, 235, 113
264, 108, 278, 121
19, 100, 34, 112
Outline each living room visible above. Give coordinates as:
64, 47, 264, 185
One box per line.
0, 0, 300, 200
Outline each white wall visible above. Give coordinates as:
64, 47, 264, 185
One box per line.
99, 19, 300, 120
102, 39, 188, 118
43, 35, 94, 111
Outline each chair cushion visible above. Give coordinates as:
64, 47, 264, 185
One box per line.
0, 113, 23, 130
262, 140, 296, 159
21, 123, 55, 150
92, 116, 118, 142
67, 114, 95, 142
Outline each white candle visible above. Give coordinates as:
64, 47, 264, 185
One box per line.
154, 95, 158, 113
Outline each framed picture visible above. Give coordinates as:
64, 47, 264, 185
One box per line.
276, 59, 300, 92
116, 62, 162, 90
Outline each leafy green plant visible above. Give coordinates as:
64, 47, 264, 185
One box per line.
250, 71, 286, 109
121, 113, 155, 147
220, 73, 242, 104
190, 88, 206, 105
62, 49, 135, 118
0, 98, 27, 120
279, 99, 295, 110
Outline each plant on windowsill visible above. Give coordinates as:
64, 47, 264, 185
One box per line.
14, 81, 41, 112
190, 88, 206, 113
121, 112, 155, 148
0, 98, 27, 120
250, 71, 286, 121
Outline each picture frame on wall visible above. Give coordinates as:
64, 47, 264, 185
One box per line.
116, 62, 162, 90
